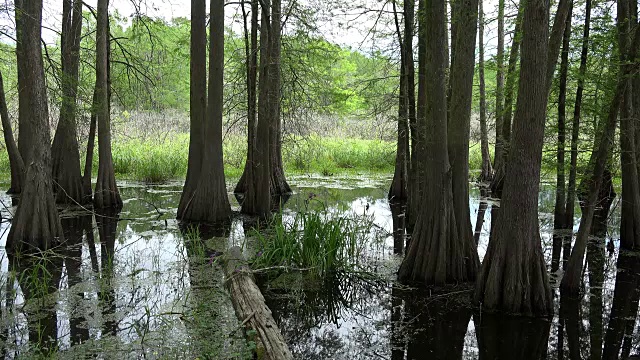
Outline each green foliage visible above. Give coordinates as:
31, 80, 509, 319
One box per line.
250, 208, 372, 277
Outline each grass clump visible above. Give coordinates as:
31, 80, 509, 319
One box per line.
251, 208, 372, 277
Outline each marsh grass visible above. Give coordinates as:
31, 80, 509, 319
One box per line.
250, 206, 374, 277
0, 132, 490, 183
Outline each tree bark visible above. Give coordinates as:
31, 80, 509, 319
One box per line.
0, 71, 24, 195
408, 0, 427, 232
242, 0, 272, 218
478, 0, 492, 182
617, 0, 640, 252
493, 0, 505, 172
7, 0, 64, 253
268, 0, 291, 199
179, 0, 232, 224
398, 0, 479, 285
52, 0, 85, 205
552, 6, 572, 273
583, 168, 614, 360
93, 0, 122, 209
545, 0, 574, 96
178, 0, 207, 218
474, 0, 491, 245
222, 246, 293, 359
405, 0, 417, 202
15, 0, 29, 165
448, 0, 480, 254
82, 88, 98, 200
564, 0, 592, 270
474, 0, 553, 316
235, 0, 259, 196
490, 7, 523, 199
389, 0, 409, 202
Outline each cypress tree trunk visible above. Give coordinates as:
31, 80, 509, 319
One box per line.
477, 0, 491, 182
82, 88, 97, 200
561, 23, 640, 295
407, 0, 426, 232
242, 0, 272, 217
268, 0, 291, 199
564, 0, 592, 268
93, 0, 122, 209
493, 0, 505, 173
583, 168, 614, 360
179, 0, 232, 224
474, 0, 553, 316
448, 0, 480, 253
474, 0, 492, 244
0, 71, 24, 195
15, 0, 28, 165
552, 7, 572, 273
546, 0, 573, 95
618, 0, 640, 252
490, 8, 522, 200
235, 0, 259, 196
397, 0, 479, 285
405, 0, 416, 203
52, 0, 85, 205
7, 0, 64, 253
178, 0, 206, 218
389, 0, 409, 202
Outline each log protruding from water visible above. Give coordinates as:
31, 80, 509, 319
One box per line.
223, 246, 293, 360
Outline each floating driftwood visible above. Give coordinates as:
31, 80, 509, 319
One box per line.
222, 246, 293, 360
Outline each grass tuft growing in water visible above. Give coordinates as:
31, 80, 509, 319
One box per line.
250, 207, 373, 277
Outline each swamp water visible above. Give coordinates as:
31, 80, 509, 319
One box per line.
0, 175, 636, 359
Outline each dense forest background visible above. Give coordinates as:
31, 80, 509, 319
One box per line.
0, 0, 618, 184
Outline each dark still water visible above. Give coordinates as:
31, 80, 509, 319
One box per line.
0, 175, 636, 359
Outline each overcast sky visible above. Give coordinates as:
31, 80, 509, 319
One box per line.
3, 0, 506, 57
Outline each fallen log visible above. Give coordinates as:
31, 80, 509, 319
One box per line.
222, 246, 293, 360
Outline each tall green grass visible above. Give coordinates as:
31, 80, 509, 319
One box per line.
0, 133, 490, 183
251, 209, 372, 277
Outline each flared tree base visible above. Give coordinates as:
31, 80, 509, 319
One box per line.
7, 162, 64, 253
398, 190, 479, 285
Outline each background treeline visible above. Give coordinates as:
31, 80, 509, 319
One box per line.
0, 0, 625, 185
